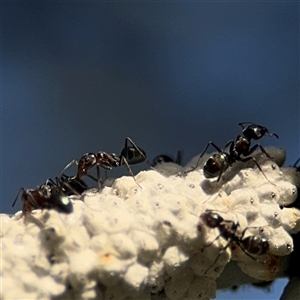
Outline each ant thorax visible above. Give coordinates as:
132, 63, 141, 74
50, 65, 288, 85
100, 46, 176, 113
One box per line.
39, 184, 52, 198
234, 136, 251, 156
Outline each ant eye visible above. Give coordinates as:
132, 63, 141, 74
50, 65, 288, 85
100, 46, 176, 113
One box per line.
83, 154, 96, 164
254, 128, 263, 138
85, 156, 92, 163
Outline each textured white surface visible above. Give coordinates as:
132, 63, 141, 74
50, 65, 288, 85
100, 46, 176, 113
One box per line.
1, 147, 300, 300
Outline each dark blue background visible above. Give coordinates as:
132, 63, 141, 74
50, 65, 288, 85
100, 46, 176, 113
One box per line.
1, 2, 299, 298
3, 1, 299, 214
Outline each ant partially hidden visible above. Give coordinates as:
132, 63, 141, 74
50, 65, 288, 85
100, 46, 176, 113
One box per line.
56, 174, 88, 196
294, 158, 300, 172
152, 150, 182, 166
199, 209, 269, 275
185, 122, 278, 182
59, 137, 152, 188
12, 179, 73, 214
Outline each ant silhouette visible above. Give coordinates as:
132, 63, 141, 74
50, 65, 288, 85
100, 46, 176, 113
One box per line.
199, 209, 269, 275
152, 150, 182, 166
59, 137, 152, 188
12, 179, 73, 214
184, 122, 278, 182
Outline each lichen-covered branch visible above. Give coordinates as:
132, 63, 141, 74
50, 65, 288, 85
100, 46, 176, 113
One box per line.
1, 147, 300, 300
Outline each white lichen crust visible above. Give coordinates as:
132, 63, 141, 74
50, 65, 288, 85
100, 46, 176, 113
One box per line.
1, 148, 300, 300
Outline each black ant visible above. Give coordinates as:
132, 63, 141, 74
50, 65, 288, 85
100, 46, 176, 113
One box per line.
59, 137, 151, 188
152, 150, 182, 166
56, 174, 88, 196
199, 209, 269, 274
185, 122, 278, 182
12, 179, 73, 214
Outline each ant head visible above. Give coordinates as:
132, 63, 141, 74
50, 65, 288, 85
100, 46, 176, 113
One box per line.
200, 210, 223, 228
240, 123, 278, 140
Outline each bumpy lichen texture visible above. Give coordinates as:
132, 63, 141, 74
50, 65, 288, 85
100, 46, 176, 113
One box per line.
1, 147, 300, 300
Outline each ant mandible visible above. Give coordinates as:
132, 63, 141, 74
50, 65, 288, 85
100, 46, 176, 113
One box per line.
199, 209, 269, 274
12, 179, 73, 214
184, 122, 278, 182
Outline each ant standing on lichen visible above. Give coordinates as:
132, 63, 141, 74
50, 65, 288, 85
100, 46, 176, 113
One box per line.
12, 179, 73, 214
199, 209, 269, 275
184, 122, 278, 183
59, 137, 152, 189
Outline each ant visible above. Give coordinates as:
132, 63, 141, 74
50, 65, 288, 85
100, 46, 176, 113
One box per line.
185, 122, 278, 182
56, 174, 88, 196
152, 150, 182, 166
59, 137, 151, 188
12, 179, 73, 214
199, 209, 269, 274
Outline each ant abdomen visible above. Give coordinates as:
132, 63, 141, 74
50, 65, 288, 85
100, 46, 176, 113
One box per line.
120, 146, 146, 165
242, 235, 269, 256
200, 209, 270, 274
203, 153, 230, 179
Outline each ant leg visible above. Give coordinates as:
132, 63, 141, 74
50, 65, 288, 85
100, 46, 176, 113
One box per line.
175, 150, 183, 165
294, 158, 300, 169
204, 239, 233, 275
240, 156, 275, 186
12, 187, 25, 207
81, 173, 103, 190
184, 142, 223, 175
55, 176, 79, 196
124, 137, 154, 170
258, 144, 274, 159
59, 159, 78, 180
45, 178, 56, 186
122, 156, 143, 189
96, 165, 102, 190
238, 122, 255, 129
86, 174, 99, 182
223, 140, 234, 152
216, 160, 229, 182
20, 190, 40, 214
245, 144, 274, 159
203, 232, 223, 248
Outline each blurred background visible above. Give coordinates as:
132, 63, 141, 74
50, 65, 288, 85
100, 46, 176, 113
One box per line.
2, 1, 299, 299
